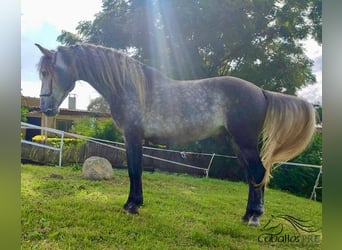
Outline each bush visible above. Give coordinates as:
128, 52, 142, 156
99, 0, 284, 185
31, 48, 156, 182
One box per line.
268, 132, 322, 201
95, 118, 123, 142
71, 117, 98, 137
32, 135, 84, 147
72, 117, 123, 142
21, 106, 29, 122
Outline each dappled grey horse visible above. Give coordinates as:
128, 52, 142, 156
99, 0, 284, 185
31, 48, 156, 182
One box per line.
35, 43, 316, 226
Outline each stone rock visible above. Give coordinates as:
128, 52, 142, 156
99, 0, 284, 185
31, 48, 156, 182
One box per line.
50, 173, 63, 179
82, 156, 113, 180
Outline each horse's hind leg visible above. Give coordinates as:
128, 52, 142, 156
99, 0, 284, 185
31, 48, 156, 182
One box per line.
226, 120, 266, 226
237, 147, 265, 226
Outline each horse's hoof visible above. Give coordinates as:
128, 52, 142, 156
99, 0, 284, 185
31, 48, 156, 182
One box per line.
242, 214, 251, 223
123, 202, 139, 214
248, 216, 260, 227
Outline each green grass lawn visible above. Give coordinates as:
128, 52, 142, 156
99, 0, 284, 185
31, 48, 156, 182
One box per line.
21, 164, 322, 249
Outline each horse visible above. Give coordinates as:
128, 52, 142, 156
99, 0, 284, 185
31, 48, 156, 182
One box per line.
35, 43, 316, 226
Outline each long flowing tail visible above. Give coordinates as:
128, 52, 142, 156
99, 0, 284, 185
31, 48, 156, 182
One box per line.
259, 90, 316, 186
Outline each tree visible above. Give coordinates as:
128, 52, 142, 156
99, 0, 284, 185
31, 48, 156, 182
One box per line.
308, 0, 322, 44
57, 0, 321, 94
87, 96, 111, 113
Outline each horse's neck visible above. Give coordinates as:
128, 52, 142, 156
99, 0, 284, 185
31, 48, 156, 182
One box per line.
72, 60, 120, 102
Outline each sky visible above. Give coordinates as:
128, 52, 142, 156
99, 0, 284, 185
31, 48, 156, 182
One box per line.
21, 0, 322, 110
21, 0, 103, 110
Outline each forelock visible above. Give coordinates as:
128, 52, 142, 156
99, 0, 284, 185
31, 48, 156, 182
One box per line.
37, 54, 56, 79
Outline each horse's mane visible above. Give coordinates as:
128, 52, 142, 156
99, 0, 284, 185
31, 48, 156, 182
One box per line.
57, 43, 154, 106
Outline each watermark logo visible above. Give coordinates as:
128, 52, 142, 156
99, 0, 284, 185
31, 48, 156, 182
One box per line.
258, 214, 321, 247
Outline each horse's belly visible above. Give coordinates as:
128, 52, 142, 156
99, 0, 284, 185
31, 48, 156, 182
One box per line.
143, 112, 225, 145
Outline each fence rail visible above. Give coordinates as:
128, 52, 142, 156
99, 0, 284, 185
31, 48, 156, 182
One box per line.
21, 122, 322, 200
21, 122, 64, 167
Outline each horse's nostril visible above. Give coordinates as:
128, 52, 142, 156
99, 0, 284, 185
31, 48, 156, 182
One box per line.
43, 108, 58, 116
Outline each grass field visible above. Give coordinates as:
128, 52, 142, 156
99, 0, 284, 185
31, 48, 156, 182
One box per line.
21, 164, 322, 249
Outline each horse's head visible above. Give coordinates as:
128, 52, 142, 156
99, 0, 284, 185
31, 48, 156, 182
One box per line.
35, 44, 76, 116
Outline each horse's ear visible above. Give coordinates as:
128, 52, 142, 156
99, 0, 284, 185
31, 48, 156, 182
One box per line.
35, 43, 54, 57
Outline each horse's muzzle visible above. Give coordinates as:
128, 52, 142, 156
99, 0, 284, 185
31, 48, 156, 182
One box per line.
40, 97, 59, 116
42, 108, 59, 116
40, 103, 59, 116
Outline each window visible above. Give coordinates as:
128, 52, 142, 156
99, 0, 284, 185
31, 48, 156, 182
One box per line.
56, 120, 73, 132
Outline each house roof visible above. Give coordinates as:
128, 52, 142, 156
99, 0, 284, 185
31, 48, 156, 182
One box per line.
58, 108, 111, 117
21, 95, 111, 118
21, 96, 40, 107
27, 107, 112, 118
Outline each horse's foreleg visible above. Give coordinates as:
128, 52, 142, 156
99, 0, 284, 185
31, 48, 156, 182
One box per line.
123, 132, 143, 214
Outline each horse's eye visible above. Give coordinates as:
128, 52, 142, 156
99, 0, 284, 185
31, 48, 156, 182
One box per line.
41, 71, 47, 78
